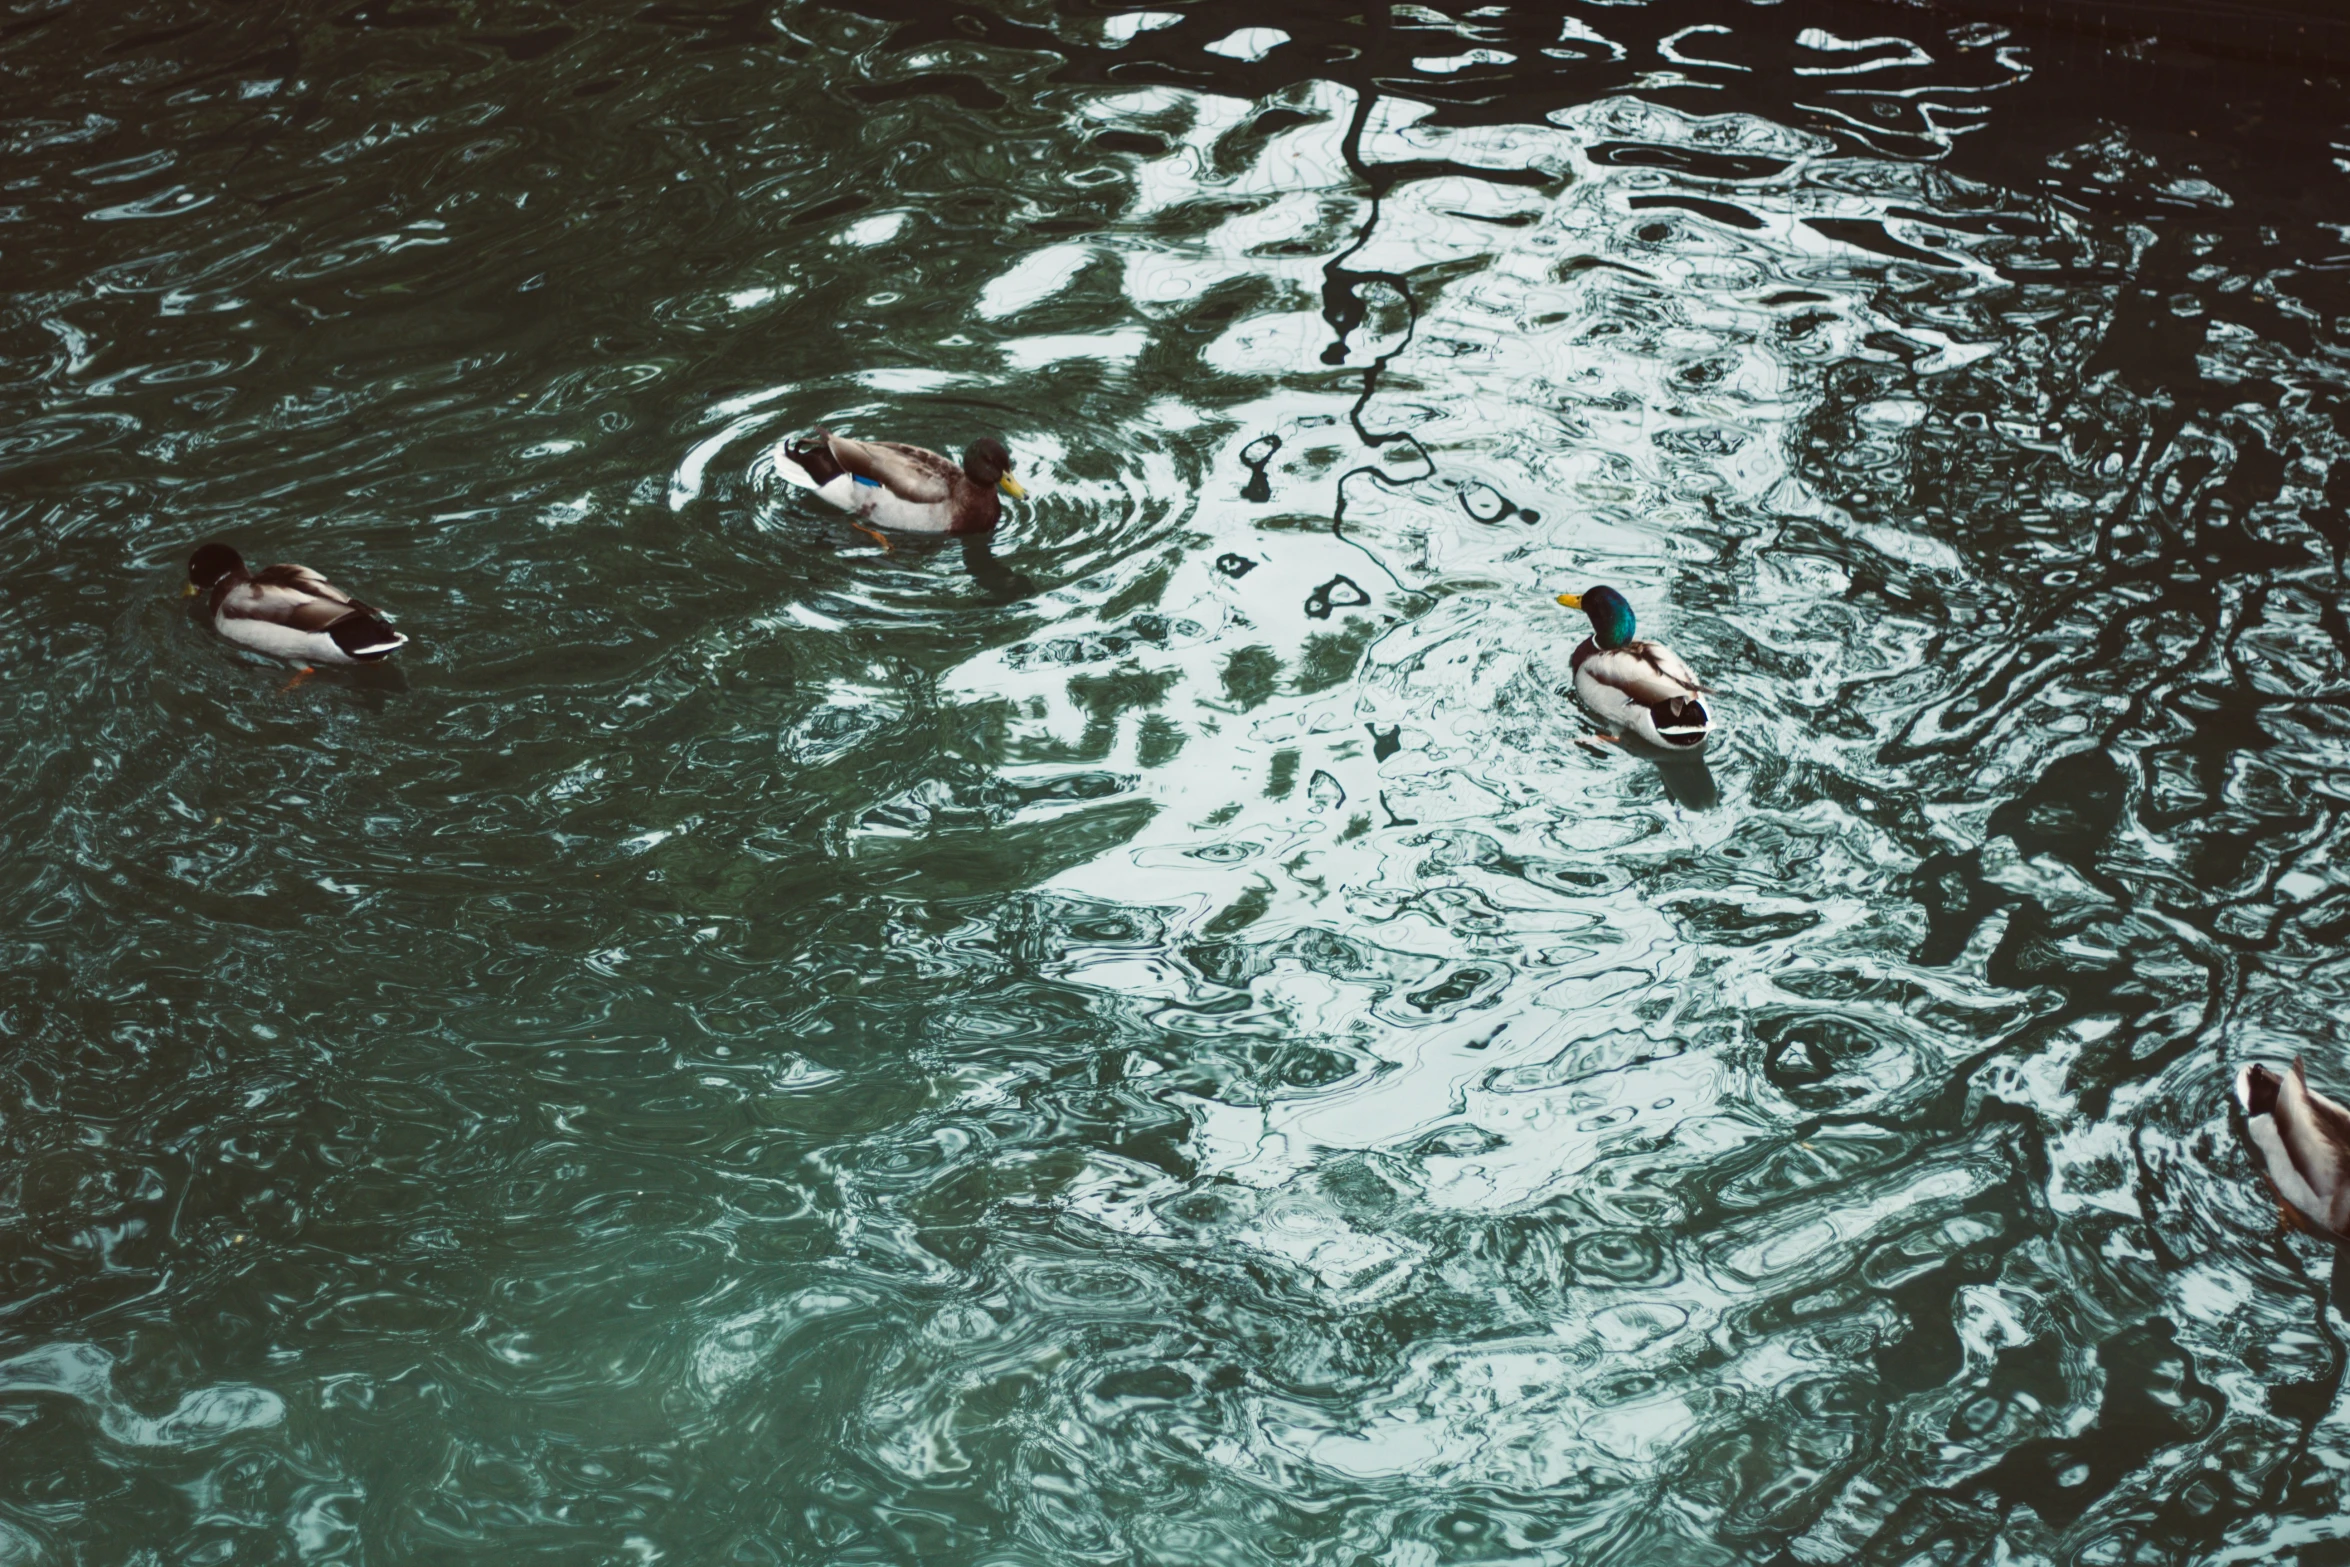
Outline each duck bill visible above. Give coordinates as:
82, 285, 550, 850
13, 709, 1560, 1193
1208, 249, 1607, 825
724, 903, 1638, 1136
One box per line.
998, 476, 1027, 499
181, 581, 201, 598
1554, 592, 1583, 609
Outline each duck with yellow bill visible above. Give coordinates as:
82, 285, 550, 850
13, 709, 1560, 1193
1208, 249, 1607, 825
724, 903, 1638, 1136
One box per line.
778, 429, 1025, 538
1555, 585, 1712, 751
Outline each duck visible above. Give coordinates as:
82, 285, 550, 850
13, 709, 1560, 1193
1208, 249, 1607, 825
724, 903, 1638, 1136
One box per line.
778, 429, 1024, 538
183, 542, 407, 667
2234, 1059, 2350, 1243
1554, 585, 1712, 750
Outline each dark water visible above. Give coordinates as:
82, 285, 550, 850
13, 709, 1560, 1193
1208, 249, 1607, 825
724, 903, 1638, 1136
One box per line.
5, 0, 2350, 1560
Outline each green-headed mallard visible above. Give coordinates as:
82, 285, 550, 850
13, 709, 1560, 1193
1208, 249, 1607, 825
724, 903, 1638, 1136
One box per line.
780, 429, 1025, 536
184, 543, 407, 666
2235, 1058, 2350, 1242
1555, 585, 1712, 750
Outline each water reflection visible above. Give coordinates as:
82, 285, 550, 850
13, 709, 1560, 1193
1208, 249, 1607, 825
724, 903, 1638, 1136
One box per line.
2, 0, 2349, 1562
1617, 742, 1721, 811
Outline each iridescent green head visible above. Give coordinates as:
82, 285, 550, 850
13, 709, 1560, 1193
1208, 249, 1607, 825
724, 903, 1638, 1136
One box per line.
1556, 585, 1636, 649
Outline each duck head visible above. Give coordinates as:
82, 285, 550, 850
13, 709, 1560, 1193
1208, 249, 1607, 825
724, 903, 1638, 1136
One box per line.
1556, 585, 1636, 649
185, 542, 247, 598
963, 438, 1026, 499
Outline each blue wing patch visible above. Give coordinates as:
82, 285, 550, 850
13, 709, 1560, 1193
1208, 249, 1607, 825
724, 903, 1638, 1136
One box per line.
853, 474, 882, 488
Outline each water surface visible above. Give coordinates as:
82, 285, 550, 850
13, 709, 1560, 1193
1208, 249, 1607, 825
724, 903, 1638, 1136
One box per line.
5, 0, 2350, 1562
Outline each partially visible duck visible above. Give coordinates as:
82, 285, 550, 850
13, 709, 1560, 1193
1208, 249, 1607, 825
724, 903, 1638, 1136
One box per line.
183, 542, 407, 667
2234, 1058, 2350, 1243
1554, 585, 1712, 750
778, 429, 1024, 537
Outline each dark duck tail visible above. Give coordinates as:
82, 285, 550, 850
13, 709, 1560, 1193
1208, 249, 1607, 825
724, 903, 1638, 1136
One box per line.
329, 611, 406, 661
1652, 694, 1710, 745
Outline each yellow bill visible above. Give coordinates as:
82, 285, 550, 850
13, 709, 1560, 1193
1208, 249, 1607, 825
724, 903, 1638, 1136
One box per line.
181, 581, 200, 598
998, 475, 1027, 499
1555, 592, 1582, 609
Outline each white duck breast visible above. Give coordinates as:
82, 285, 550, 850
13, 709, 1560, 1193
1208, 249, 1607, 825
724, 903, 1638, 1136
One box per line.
811, 471, 959, 535
1572, 639, 1711, 749
2235, 1059, 2350, 1240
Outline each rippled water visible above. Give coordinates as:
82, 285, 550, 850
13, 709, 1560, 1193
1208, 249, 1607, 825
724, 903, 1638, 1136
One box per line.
7, 0, 2350, 1561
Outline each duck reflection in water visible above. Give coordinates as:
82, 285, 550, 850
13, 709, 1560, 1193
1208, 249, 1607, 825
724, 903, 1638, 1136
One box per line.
1606, 731, 1720, 809
818, 527, 1038, 600
958, 534, 1038, 600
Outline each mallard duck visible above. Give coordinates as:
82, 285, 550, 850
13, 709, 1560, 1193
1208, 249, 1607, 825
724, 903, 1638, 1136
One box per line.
2234, 1059, 2350, 1242
778, 429, 1024, 536
183, 543, 407, 666
1555, 586, 1712, 749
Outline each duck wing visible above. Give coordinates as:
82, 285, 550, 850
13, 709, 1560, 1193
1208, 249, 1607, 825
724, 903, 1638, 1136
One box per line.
224, 572, 363, 633
822, 433, 955, 504
1577, 640, 1705, 706
250, 562, 381, 613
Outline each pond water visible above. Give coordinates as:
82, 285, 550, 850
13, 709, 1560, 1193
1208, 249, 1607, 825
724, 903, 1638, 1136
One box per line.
5, 0, 2350, 1561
